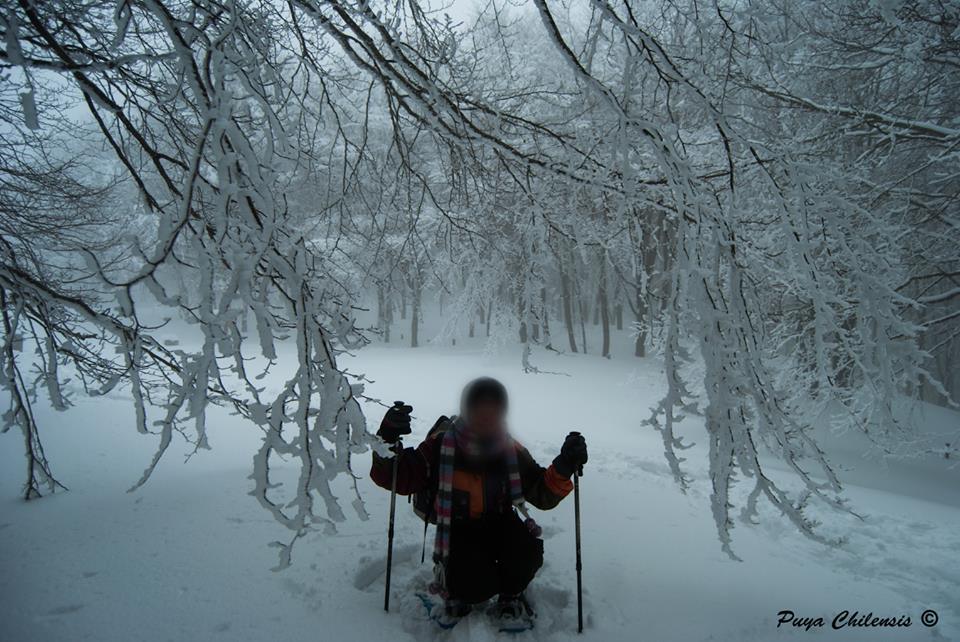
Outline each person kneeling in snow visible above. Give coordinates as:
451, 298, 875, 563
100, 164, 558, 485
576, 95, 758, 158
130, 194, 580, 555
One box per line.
370, 377, 588, 628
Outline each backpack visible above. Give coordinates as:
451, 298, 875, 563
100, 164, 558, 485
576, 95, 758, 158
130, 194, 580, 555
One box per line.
411, 414, 455, 524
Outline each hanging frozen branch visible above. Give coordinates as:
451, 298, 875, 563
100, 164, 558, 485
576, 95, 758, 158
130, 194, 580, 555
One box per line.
0, 0, 383, 564
530, 0, 956, 554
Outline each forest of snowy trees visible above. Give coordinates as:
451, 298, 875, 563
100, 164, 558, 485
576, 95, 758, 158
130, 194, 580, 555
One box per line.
1, 0, 958, 564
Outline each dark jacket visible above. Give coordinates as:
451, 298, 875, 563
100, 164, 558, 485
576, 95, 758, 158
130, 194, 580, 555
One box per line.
370, 431, 572, 520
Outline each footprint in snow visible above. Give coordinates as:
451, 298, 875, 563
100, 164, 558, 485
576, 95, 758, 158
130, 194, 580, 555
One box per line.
533, 583, 570, 609
353, 544, 419, 590
907, 521, 935, 533
44, 604, 85, 617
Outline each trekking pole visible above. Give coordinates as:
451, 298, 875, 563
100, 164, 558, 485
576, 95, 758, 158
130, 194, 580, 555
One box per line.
574, 465, 583, 633
384, 402, 404, 613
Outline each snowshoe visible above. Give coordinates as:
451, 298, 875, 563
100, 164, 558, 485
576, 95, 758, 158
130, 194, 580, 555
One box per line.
415, 592, 470, 630
493, 594, 535, 633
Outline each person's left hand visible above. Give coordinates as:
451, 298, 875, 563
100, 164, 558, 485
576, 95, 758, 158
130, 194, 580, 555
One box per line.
553, 431, 587, 478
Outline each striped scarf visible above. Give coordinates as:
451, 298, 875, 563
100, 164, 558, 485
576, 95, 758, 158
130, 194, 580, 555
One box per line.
431, 418, 524, 593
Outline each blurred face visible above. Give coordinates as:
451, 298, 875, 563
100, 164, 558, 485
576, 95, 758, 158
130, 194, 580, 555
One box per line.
465, 399, 507, 437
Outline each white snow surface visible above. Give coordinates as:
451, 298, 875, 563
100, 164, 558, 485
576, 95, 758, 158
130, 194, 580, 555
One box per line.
1, 342, 958, 642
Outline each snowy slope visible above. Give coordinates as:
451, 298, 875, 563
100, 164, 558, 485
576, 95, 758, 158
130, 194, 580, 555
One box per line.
1, 344, 958, 642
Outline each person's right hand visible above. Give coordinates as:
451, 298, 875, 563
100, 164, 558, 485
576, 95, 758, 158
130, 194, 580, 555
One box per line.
377, 401, 412, 444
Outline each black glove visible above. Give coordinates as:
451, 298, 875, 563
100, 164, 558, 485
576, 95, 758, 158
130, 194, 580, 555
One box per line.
553, 431, 587, 478
378, 401, 412, 444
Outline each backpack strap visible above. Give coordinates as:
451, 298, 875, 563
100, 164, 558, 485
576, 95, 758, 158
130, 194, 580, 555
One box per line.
421, 519, 429, 564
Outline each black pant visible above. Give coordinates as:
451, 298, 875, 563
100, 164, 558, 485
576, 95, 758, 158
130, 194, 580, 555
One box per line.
445, 513, 544, 603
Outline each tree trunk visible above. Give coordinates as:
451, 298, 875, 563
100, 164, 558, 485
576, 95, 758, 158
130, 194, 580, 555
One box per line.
634, 285, 647, 357
598, 255, 611, 358
633, 215, 660, 357
578, 286, 589, 354
560, 270, 578, 352
517, 294, 528, 344
377, 287, 388, 343
410, 273, 420, 348
656, 216, 672, 315
540, 287, 552, 349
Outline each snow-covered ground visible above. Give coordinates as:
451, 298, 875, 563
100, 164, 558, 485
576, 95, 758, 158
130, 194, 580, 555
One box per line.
1, 341, 958, 642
